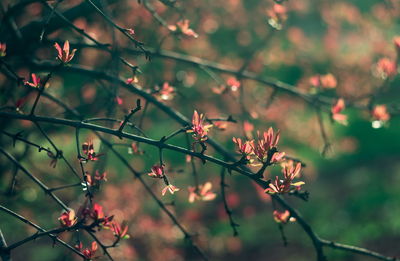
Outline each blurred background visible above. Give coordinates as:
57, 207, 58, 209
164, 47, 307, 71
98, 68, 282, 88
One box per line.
0, 0, 399, 260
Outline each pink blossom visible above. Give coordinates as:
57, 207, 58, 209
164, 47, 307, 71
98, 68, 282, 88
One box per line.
54, 40, 77, 63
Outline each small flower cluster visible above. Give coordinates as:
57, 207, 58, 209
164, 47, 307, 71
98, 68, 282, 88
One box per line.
75, 241, 97, 260
58, 209, 78, 227
81, 140, 103, 162
265, 162, 304, 194
148, 164, 165, 179
54, 40, 77, 64
232, 127, 285, 165
187, 110, 213, 142
111, 221, 130, 240
81, 203, 114, 227
59, 202, 130, 259
148, 164, 180, 196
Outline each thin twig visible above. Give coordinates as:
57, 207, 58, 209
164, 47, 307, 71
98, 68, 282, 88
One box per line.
118, 99, 142, 133
220, 167, 239, 236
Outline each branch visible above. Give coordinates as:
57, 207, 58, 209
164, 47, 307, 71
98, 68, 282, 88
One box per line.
3, 83, 395, 261
0, 112, 261, 182
220, 167, 239, 236
320, 240, 397, 261
0, 147, 69, 211
0, 205, 85, 259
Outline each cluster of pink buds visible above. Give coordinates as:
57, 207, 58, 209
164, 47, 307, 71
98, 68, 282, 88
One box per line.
58, 209, 77, 227
148, 164, 165, 179
187, 110, 213, 142
232, 137, 253, 159
75, 242, 98, 260
148, 164, 180, 196
265, 162, 305, 194
79, 203, 114, 227
253, 128, 282, 162
111, 221, 130, 240
233, 127, 285, 165
54, 40, 77, 63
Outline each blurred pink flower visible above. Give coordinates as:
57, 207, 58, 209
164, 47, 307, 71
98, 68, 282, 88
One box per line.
188, 182, 217, 203
0, 42, 6, 57
168, 19, 199, 38
376, 58, 397, 79
331, 98, 348, 125
372, 105, 390, 122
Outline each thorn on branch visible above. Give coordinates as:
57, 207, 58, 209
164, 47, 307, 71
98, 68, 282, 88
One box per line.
12, 131, 23, 147
226, 115, 237, 123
